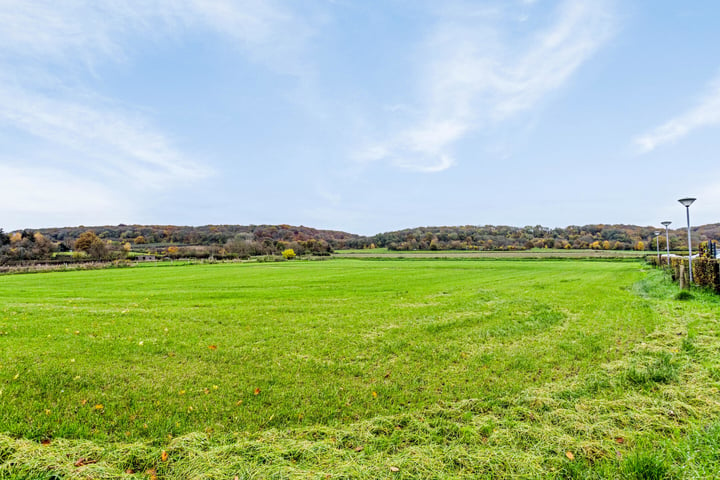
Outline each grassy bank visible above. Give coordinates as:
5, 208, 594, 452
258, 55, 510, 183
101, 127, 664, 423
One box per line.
1, 259, 719, 478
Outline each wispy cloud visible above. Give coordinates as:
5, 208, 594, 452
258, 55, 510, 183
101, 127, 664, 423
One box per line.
0, 79, 208, 186
634, 74, 720, 153
358, 0, 616, 173
0, 0, 311, 193
0, 0, 311, 70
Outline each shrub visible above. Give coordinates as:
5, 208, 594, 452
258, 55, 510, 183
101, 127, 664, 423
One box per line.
282, 249, 296, 260
674, 291, 693, 301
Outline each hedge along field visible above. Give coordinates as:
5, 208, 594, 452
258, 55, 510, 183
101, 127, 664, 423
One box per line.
1, 259, 720, 478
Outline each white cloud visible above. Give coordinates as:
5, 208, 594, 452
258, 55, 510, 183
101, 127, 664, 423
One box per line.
0, 0, 312, 73
359, 0, 616, 173
0, 165, 126, 230
0, 80, 209, 187
634, 75, 720, 153
0, 0, 311, 191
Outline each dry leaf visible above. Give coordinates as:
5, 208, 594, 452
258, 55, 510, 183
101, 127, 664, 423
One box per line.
74, 458, 96, 467
565, 451, 575, 461
615, 437, 625, 444
146, 468, 158, 480
254, 388, 261, 395
372, 391, 378, 398
208, 345, 217, 350
354, 446, 364, 452
390, 466, 400, 472
161, 450, 168, 462
41, 439, 51, 446
126, 469, 135, 474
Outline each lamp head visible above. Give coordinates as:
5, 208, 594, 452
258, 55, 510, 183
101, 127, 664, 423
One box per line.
661, 221, 672, 227
678, 197, 696, 207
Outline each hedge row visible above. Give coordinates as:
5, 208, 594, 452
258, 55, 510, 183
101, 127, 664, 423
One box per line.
647, 255, 720, 292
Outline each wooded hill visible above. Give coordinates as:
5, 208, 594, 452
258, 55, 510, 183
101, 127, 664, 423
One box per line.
1, 223, 718, 264
356, 224, 720, 252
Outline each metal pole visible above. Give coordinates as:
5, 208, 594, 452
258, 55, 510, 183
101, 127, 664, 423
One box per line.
678, 198, 696, 284
663, 223, 671, 265
656, 234, 660, 263
686, 206, 693, 283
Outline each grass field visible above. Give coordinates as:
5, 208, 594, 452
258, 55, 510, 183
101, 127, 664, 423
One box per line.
1, 259, 720, 478
332, 248, 650, 258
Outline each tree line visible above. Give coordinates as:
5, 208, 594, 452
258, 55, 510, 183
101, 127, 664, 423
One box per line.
0, 224, 348, 264
1, 223, 718, 264
347, 224, 720, 252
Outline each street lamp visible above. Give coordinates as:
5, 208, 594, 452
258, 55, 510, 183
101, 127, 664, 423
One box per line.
661, 221, 671, 266
678, 197, 696, 283
654, 231, 660, 264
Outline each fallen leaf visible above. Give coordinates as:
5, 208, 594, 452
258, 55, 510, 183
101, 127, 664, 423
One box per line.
81, 399, 87, 405
384, 372, 391, 378
146, 468, 158, 480
161, 450, 168, 462
372, 391, 378, 398
565, 451, 575, 461
254, 388, 261, 395
125, 469, 135, 474
208, 345, 217, 350
41, 439, 51, 446
354, 446, 364, 452
94, 404, 104, 410
615, 437, 625, 444
390, 466, 400, 472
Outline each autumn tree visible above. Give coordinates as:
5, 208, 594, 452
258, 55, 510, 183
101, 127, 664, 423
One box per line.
74, 231, 108, 258
75, 231, 101, 252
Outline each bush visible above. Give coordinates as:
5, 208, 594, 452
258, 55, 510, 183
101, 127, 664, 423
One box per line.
282, 249, 296, 260
648, 255, 720, 293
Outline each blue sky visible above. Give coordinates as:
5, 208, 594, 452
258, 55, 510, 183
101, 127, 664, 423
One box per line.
1, 0, 719, 235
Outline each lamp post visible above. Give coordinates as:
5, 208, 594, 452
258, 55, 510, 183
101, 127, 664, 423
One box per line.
678, 197, 696, 283
654, 231, 660, 263
661, 221, 671, 266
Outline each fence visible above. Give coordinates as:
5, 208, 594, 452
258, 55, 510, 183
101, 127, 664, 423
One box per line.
647, 255, 720, 292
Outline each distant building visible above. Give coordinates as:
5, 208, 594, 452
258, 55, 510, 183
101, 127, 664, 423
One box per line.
135, 255, 156, 262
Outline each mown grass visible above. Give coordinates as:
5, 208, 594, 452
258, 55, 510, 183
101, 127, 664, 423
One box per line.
1, 259, 719, 478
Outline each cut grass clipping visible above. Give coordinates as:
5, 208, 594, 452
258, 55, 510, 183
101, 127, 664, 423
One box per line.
1, 259, 720, 478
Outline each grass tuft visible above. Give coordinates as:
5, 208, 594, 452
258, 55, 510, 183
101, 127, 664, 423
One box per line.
674, 291, 694, 301
621, 449, 672, 480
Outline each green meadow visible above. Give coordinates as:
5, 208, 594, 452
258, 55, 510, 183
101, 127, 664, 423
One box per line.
1, 259, 720, 478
